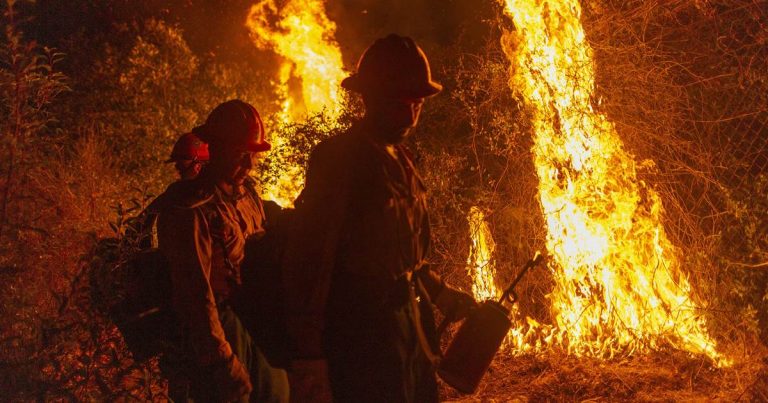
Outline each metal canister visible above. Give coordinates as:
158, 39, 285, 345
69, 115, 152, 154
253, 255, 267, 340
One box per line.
437, 300, 512, 394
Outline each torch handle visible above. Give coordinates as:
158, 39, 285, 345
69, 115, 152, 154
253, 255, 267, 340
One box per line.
499, 251, 544, 305
437, 251, 544, 339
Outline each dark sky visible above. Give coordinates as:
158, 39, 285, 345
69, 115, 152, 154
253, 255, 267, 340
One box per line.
30, 0, 498, 70
327, 0, 498, 66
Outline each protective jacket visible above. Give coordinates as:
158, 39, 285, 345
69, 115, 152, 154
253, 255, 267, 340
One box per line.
159, 176, 265, 364
158, 174, 289, 402
284, 122, 444, 402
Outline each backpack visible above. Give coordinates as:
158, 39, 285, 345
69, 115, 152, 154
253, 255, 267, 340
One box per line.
109, 247, 177, 362
234, 199, 292, 370
91, 206, 178, 363
93, 183, 289, 365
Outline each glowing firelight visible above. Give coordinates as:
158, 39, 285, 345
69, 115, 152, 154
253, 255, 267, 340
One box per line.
465, 205, 545, 354
246, 0, 346, 206
467, 207, 501, 302
497, 0, 728, 365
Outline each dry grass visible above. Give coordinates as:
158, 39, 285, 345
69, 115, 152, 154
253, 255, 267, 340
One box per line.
432, 2, 768, 400
442, 349, 768, 402
2, 0, 768, 400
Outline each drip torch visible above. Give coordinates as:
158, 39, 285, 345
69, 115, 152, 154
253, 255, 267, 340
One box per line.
438, 251, 545, 394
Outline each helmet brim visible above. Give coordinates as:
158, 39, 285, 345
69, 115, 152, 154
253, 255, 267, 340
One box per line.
341, 75, 443, 98
193, 126, 271, 153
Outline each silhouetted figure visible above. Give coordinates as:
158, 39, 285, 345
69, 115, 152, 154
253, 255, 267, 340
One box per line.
137, 132, 210, 249
158, 100, 289, 402
284, 35, 477, 403
166, 132, 210, 181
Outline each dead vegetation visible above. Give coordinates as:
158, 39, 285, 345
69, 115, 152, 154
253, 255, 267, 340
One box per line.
1, 0, 767, 400
431, 0, 768, 399
443, 351, 768, 402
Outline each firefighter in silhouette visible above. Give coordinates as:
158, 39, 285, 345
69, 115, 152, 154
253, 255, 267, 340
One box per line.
141, 132, 209, 234
128, 132, 211, 251
167, 132, 210, 180
283, 34, 477, 402
158, 100, 289, 402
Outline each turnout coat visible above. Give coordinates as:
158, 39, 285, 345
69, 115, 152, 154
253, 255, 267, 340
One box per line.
283, 123, 445, 403
157, 175, 288, 402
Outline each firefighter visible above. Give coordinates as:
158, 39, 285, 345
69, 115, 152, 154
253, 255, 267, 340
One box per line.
158, 100, 289, 402
134, 132, 210, 250
148, 132, 209, 219
284, 34, 477, 402
166, 132, 210, 180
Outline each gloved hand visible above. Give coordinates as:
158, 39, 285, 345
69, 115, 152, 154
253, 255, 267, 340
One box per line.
434, 285, 478, 322
211, 354, 252, 402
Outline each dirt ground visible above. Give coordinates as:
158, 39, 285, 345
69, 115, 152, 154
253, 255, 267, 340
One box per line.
440, 350, 768, 402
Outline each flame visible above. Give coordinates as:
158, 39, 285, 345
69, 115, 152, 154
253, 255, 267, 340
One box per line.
246, 0, 346, 206
467, 207, 501, 302
495, 0, 728, 365
465, 206, 544, 353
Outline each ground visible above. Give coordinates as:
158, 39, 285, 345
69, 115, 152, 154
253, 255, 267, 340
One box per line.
440, 351, 767, 402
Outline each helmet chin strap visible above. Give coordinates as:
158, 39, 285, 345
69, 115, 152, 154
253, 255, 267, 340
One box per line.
220, 178, 246, 199
199, 156, 247, 196
222, 167, 248, 195
178, 158, 200, 179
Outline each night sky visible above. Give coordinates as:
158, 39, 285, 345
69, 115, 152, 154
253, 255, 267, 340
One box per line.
28, 0, 499, 72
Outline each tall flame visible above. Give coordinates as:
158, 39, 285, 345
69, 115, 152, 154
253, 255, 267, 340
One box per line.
497, 0, 727, 365
466, 206, 543, 353
467, 207, 501, 302
246, 0, 346, 206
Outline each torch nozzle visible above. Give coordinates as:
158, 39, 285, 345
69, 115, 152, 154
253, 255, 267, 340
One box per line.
499, 251, 546, 304
531, 251, 544, 266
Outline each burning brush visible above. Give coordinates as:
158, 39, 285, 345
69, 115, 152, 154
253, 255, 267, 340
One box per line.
440, 252, 546, 394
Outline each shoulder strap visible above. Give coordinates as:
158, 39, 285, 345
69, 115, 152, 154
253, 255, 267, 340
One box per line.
411, 277, 443, 367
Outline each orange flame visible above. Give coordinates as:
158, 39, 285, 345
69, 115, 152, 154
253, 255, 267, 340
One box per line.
494, 0, 728, 365
466, 207, 501, 302
465, 206, 542, 353
246, 0, 346, 206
